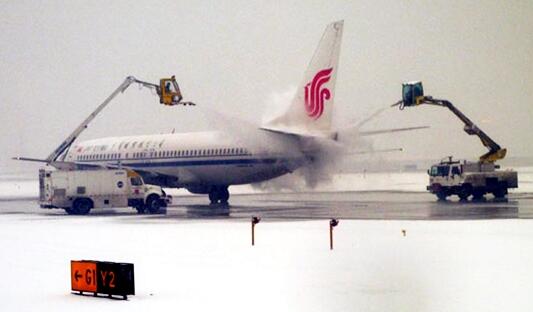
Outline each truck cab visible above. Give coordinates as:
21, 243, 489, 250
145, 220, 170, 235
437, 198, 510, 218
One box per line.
429, 162, 463, 181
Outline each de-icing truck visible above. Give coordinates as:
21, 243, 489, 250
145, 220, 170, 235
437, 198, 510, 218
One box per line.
39, 168, 169, 215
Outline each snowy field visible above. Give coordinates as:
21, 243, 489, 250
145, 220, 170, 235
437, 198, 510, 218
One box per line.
1, 168, 533, 311
1, 214, 533, 311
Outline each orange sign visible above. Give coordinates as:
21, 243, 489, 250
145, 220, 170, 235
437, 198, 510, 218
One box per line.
71, 261, 97, 292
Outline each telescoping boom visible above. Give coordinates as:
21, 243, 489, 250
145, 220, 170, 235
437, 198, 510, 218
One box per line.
394, 81, 517, 201
395, 81, 505, 163
14, 75, 195, 165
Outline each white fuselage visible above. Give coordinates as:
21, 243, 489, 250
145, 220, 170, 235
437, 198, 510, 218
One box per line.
65, 130, 306, 190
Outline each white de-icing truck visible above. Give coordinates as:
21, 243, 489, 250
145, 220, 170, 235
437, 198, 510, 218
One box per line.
397, 81, 518, 201
39, 169, 169, 215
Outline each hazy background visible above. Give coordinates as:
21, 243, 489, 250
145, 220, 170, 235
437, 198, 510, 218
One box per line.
1, 0, 532, 173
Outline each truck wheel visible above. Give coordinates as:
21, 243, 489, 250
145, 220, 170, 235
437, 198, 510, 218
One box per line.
472, 190, 485, 201
135, 206, 146, 214
458, 193, 469, 201
65, 208, 75, 215
436, 191, 447, 201
457, 184, 471, 201
72, 198, 92, 215
146, 194, 161, 214
493, 188, 507, 199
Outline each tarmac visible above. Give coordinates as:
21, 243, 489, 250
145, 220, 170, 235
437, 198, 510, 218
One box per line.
1, 191, 532, 221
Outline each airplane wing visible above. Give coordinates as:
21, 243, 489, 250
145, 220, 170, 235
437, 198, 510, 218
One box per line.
13, 156, 178, 187
12, 157, 110, 170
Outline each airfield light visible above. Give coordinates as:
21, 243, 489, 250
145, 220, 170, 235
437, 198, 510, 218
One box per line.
251, 216, 261, 246
330, 219, 339, 250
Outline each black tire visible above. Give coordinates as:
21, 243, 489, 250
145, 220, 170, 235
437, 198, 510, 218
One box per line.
209, 191, 218, 204
72, 198, 92, 215
219, 187, 229, 204
458, 193, 469, 201
457, 184, 471, 201
64, 208, 74, 215
135, 206, 146, 214
493, 188, 507, 199
472, 190, 485, 201
209, 186, 230, 204
436, 191, 447, 201
146, 194, 161, 214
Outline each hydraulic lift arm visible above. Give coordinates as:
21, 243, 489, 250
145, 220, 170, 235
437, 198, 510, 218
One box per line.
45, 75, 194, 163
395, 81, 506, 163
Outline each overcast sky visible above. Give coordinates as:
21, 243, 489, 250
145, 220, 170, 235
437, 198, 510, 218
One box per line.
1, 1, 532, 172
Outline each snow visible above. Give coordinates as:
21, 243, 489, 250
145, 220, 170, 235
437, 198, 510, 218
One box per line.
1, 168, 533, 310
1, 213, 533, 311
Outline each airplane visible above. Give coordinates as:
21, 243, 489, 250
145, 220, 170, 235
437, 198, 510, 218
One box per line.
16, 21, 424, 207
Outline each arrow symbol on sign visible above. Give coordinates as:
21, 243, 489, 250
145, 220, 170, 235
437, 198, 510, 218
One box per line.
74, 270, 82, 282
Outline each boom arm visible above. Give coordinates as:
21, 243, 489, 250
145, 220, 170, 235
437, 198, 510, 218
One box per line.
46, 76, 193, 163
418, 97, 506, 163
396, 82, 506, 163
46, 76, 136, 162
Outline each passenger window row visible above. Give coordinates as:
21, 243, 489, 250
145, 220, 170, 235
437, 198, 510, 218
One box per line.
76, 148, 250, 161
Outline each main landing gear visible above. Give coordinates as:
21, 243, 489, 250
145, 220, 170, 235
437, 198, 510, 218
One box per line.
209, 186, 230, 205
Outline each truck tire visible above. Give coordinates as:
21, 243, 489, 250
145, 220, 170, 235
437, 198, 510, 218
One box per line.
458, 192, 469, 201
493, 188, 507, 199
71, 198, 92, 215
436, 191, 447, 201
457, 185, 471, 201
135, 205, 146, 214
472, 190, 485, 201
65, 208, 74, 215
146, 194, 161, 214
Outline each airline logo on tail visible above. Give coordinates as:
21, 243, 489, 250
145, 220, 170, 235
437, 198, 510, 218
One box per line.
304, 68, 333, 119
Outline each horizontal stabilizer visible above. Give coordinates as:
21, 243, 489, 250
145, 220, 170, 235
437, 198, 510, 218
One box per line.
348, 147, 403, 155
359, 126, 429, 136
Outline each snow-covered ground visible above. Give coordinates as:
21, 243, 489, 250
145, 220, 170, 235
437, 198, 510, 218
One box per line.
1, 168, 533, 311
1, 214, 533, 311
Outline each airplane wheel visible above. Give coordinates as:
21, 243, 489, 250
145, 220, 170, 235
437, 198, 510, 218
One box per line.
209, 186, 230, 204
219, 187, 229, 204
209, 191, 218, 204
